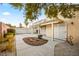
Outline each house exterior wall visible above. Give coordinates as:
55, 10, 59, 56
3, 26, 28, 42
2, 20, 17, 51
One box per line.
45, 24, 53, 38
46, 24, 51, 38
68, 11, 79, 44
31, 19, 66, 39
40, 26, 46, 36
40, 22, 67, 40
40, 21, 67, 40
40, 23, 53, 38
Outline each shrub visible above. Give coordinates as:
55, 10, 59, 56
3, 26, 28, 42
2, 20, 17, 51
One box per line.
6, 33, 14, 38
0, 33, 2, 39
4, 33, 7, 38
7, 29, 15, 35
4, 32, 14, 38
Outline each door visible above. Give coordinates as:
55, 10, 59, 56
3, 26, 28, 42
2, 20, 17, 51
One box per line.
54, 23, 67, 40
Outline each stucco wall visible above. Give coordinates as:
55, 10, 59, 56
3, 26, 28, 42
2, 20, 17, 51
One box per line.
68, 11, 79, 44
40, 26, 46, 36
46, 24, 53, 38
0, 22, 10, 38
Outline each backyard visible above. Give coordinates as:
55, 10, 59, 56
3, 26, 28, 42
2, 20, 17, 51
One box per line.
16, 31, 79, 56
15, 33, 61, 56
0, 27, 79, 56
0, 3, 79, 56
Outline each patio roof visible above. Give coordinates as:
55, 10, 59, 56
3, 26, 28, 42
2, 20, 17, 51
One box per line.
39, 18, 64, 26
30, 18, 64, 28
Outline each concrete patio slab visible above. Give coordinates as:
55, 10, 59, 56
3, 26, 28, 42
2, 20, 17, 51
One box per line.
54, 41, 79, 56
15, 34, 63, 56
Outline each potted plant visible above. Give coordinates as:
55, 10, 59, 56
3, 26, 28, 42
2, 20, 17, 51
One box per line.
38, 34, 43, 39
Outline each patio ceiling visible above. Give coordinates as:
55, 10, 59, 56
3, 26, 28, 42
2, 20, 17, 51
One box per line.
40, 19, 64, 26
31, 18, 64, 28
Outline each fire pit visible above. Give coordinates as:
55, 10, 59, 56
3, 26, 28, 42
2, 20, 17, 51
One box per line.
23, 37, 48, 46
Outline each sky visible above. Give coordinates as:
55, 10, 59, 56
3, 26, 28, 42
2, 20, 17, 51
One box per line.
0, 4, 46, 27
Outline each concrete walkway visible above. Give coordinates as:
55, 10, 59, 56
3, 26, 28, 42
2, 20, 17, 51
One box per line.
54, 41, 79, 56
15, 34, 62, 56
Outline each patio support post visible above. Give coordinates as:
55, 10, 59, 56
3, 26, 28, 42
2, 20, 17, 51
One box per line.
66, 22, 68, 41
38, 25, 40, 35
52, 23, 54, 41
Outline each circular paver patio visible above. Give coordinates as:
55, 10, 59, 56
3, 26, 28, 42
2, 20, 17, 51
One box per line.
23, 37, 48, 46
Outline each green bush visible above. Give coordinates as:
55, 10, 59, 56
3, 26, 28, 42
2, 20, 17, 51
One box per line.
4, 29, 15, 38
7, 32, 14, 35
4, 32, 14, 38
4, 33, 7, 38
7, 29, 15, 35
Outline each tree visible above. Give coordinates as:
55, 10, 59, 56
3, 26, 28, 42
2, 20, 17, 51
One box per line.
9, 3, 79, 25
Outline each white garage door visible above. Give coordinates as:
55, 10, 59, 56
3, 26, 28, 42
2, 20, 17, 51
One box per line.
54, 23, 67, 40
